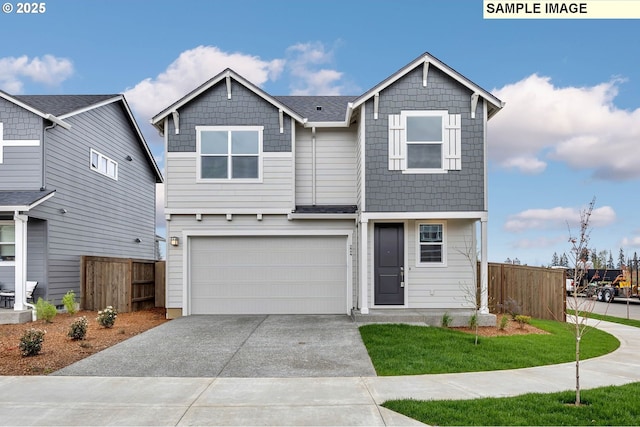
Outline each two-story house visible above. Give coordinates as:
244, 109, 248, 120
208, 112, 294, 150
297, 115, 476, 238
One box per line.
152, 53, 503, 323
0, 92, 163, 318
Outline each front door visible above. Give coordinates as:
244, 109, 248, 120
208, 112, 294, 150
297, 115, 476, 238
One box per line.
374, 223, 404, 305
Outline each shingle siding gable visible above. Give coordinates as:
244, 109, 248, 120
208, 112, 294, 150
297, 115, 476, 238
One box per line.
168, 81, 293, 152
0, 97, 43, 190
365, 65, 485, 212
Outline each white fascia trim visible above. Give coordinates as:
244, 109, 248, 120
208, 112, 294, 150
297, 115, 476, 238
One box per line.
57, 96, 122, 119
263, 151, 292, 158
361, 211, 488, 221
165, 208, 291, 215
151, 69, 306, 129
288, 213, 358, 220
351, 53, 504, 114
183, 228, 354, 238
0, 191, 55, 212
303, 121, 350, 128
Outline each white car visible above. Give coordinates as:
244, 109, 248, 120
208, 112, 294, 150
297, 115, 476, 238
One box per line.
566, 278, 575, 294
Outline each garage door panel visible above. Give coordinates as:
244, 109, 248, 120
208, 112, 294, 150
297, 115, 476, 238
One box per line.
189, 235, 348, 314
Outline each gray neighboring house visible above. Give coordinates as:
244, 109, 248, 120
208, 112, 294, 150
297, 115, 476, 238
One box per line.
0, 92, 163, 310
152, 52, 503, 320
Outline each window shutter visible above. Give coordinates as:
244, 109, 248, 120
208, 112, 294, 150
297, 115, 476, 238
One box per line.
444, 114, 461, 170
388, 114, 404, 170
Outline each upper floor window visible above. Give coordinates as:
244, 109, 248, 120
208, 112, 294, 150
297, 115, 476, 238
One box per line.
405, 112, 445, 170
388, 111, 461, 173
197, 126, 263, 181
0, 223, 15, 263
90, 149, 118, 180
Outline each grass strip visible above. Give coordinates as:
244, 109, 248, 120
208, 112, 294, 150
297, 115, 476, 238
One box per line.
359, 319, 619, 376
566, 309, 640, 328
383, 382, 640, 426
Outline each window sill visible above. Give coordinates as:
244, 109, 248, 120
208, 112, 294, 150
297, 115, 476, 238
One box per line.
196, 178, 263, 184
402, 169, 448, 175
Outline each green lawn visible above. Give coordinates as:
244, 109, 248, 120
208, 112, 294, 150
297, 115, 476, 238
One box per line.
567, 309, 640, 328
383, 382, 640, 426
359, 319, 619, 376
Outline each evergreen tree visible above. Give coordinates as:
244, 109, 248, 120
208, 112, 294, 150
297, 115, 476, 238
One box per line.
618, 248, 626, 268
607, 251, 615, 269
591, 249, 600, 268
560, 253, 569, 267
551, 252, 559, 266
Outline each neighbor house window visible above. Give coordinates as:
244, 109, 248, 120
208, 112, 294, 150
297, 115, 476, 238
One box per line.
0, 223, 15, 263
417, 222, 446, 266
197, 126, 263, 181
90, 149, 118, 180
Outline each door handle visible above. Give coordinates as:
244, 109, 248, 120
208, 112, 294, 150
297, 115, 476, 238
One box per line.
400, 266, 405, 287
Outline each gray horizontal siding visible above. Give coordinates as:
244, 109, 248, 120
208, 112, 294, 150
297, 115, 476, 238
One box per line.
295, 127, 357, 206
30, 101, 157, 303
166, 154, 293, 210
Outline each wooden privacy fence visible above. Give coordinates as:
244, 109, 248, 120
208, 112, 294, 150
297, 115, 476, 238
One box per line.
479, 263, 565, 321
81, 256, 165, 313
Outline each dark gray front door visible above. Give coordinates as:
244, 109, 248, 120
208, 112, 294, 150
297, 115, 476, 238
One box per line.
374, 223, 404, 305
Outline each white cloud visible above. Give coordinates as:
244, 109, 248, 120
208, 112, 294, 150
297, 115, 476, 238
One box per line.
490, 75, 640, 180
0, 54, 74, 93
621, 236, 640, 247
510, 235, 566, 249
504, 205, 616, 232
285, 42, 352, 95
124, 45, 285, 126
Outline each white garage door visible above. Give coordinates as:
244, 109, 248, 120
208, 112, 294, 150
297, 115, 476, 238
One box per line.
189, 235, 348, 314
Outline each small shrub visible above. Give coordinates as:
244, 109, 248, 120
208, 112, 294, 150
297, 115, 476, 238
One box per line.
515, 314, 532, 329
68, 316, 88, 340
499, 315, 509, 330
468, 313, 478, 329
62, 290, 77, 315
19, 328, 45, 357
441, 312, 452, 328
96, 306, 117, 328
35, 298, 57, 323
499, 297, 522, 319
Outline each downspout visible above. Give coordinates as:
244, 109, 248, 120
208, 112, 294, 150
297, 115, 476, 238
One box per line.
311, 127, 316, 206
42, 121, 57, 190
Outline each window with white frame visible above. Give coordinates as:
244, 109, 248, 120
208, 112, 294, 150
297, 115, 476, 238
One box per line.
197, 126, 263, 181
388, 111, 461, 173
417, 222, 446, 266
90, 149, 118, 180
405, 111, 446, 170
0, 222, 15, 263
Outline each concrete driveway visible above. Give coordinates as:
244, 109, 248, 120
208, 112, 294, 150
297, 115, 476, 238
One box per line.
53, 315, 377, 378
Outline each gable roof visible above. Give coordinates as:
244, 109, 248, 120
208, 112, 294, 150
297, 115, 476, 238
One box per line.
151, 52, 503, 129
350, 52, 504, 119
0, 92, 163, 183
11, 94, 118, 117
151, 69, 306, 131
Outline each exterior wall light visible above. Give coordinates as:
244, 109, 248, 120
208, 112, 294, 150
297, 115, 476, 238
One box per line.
170, 236, 179, 247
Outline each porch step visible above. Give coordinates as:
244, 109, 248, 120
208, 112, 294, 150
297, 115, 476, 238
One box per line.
0, 308, 33, 324
352, 309, 496, 327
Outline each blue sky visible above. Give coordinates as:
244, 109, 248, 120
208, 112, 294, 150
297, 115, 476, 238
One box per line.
1, 0, 639, 266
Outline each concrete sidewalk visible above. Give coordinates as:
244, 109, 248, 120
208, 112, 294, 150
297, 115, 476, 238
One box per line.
0, 319, 639, 426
